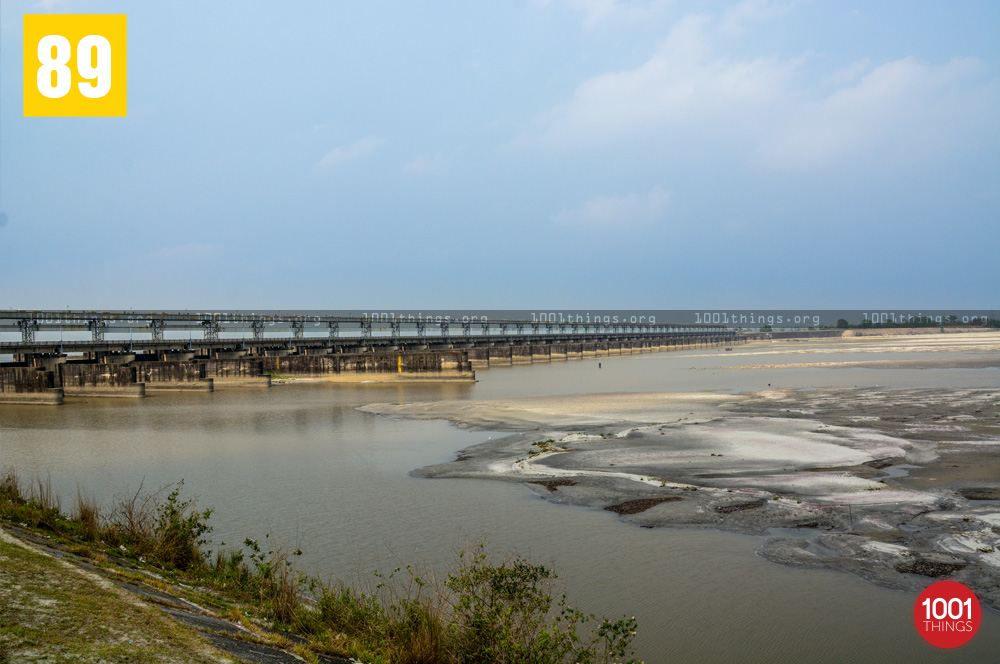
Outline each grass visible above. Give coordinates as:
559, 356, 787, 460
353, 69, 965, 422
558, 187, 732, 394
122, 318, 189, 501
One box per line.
0, 467, 641, 664
1, 469, 210, 572
0, 532, 230, 663
264, 371, 294, 381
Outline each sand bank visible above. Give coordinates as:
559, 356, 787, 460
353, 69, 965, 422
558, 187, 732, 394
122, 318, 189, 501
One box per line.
361, 386, 1000, 608
708, 357, 999, 370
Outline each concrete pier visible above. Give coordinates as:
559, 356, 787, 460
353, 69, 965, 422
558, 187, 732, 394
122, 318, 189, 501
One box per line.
59, 364, 145, 398
467, 348, 490, 369
512, 345, 533, 364
133, 361, 214, 392
205, 359, 272, 388
0, 367, 63, 404
531, 345, 551, 363
489, 346, 513, 366
261, 350, 475, 382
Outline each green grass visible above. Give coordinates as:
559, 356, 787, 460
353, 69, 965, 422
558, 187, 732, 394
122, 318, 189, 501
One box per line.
264, 371, 294, 381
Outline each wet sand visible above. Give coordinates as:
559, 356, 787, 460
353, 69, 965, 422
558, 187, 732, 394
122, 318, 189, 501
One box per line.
708, 357, 999, 370
361, 385, 1000, 608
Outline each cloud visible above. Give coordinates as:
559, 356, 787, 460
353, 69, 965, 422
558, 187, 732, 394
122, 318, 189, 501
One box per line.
758, 57, 991, 167
316, 136, 386, 168
538, 15, 798, 146
541, 0, 670, 28
720, 0, 795, 37
402, 152, 449, 175
533, 9, 998, 169
824, 58, 872, 88
553, 187, 670, 227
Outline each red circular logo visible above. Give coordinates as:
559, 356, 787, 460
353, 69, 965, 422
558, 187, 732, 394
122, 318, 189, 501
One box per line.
913, 580, 982, 649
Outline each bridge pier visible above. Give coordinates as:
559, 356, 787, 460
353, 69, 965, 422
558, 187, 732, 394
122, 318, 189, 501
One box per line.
134, 361, 214, 392
29, 354, 69, 379
0, 367, 63, 404
300, 346, 332, 356
511, 344, 533, 364
59, 363, 145, 398
100, 352, 137, 364
206, 358, 271, 387
161, 351, 196, 361
467, 348, 490, 369
531, 345, 551, 363
211, 349, 248, 360
488, 346, 513, 366
260, 350, 474, 382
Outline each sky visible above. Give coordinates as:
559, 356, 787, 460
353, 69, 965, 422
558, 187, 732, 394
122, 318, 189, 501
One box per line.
1, 0, 998, 309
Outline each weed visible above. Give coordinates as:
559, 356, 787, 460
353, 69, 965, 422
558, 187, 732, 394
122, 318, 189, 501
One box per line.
1, 469, 640, 663
73, 488, 100, 541
443, 544, 639, 663
0, 467, 22, 504
102, 480, 212, 570
153, 481, 213, 570
0, 468, 62, 532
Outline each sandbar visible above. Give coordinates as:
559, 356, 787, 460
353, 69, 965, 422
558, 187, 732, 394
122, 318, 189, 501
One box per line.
361, 386, 1000, 608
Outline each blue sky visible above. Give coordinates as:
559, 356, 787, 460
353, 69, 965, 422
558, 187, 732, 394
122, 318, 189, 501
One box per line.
1, 0, 998, 308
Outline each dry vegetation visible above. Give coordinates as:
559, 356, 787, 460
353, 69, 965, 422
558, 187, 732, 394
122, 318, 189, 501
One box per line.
0, 468, 640, 664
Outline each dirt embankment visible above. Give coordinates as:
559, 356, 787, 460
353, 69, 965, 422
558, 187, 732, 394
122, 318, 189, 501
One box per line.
0, 527, 349, 664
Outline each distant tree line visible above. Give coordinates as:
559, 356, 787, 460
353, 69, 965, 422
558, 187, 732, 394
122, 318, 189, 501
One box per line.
834, 316, 999, 329
746, 316, 998, 332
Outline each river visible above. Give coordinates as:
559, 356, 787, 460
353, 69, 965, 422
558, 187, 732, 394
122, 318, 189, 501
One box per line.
2, 336, 998, 662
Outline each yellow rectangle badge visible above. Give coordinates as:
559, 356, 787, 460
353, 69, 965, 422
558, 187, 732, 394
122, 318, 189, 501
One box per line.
23, 14, 127, 117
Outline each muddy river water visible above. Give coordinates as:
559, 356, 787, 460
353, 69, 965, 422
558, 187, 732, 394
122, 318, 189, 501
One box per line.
2, 334, 998, 662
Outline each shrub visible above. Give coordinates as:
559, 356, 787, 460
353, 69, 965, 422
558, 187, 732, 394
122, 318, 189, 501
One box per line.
1, 470, 640, 663
443, 544, 639, 664
153, 480, 212, 570
307, 546, 640, 663
100, 480, 212, 570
